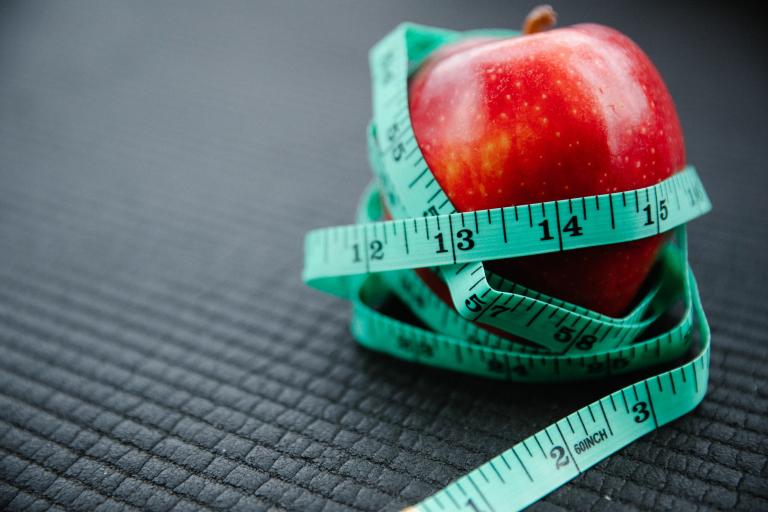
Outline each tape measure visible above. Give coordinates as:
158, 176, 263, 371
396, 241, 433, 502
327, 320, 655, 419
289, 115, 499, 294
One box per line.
302, 23, 712, 511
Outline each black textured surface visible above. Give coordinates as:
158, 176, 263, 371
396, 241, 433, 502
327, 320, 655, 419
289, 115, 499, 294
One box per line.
1, 1, 767, 510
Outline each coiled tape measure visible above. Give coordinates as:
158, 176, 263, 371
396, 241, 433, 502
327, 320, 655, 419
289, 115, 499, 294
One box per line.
302, 24, 712, 511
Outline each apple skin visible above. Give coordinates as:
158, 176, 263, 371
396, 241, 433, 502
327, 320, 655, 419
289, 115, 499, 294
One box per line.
408, 24, 685, 317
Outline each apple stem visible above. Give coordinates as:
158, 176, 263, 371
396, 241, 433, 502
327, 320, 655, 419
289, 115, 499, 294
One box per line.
523, 5, 557, 35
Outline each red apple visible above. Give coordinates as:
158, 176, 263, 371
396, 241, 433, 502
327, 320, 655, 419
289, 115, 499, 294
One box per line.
408, 16, 685, 317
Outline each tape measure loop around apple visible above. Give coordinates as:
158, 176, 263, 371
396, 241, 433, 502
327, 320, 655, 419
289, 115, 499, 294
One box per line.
302, 23, 712, 512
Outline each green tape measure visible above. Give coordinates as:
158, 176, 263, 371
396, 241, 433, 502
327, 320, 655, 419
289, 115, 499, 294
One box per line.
302, 23, 712, 511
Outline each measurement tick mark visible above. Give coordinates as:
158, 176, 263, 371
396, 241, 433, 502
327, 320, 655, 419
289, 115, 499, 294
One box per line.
512, 447, 533, 482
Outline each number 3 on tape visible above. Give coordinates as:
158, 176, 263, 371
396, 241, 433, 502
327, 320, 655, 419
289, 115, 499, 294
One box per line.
303, 23, 712, 512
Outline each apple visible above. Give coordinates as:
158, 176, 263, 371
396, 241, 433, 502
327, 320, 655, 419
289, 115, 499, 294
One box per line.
407, 7, 685, 317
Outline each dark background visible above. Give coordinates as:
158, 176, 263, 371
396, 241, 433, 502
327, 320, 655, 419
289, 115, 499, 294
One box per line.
1, 1, 766, 510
